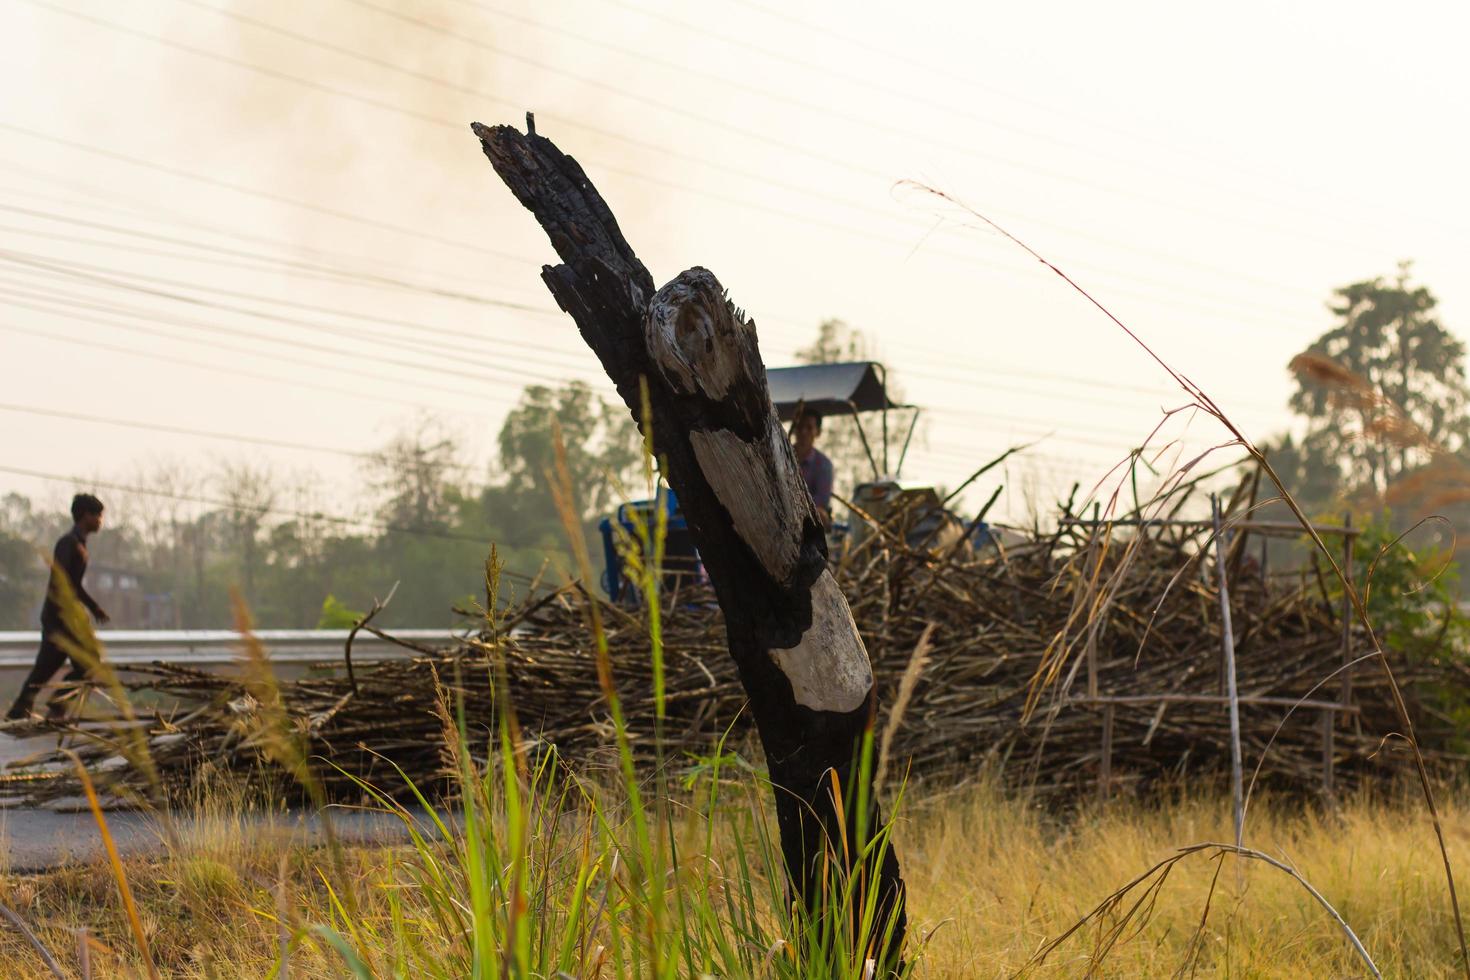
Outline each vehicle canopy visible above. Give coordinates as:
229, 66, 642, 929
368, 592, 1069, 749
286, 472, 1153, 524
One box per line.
767, 361, 917, 479
766, 361, 902, 420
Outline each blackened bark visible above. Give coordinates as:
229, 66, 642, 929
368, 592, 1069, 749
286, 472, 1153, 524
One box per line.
472, 121, 906, 961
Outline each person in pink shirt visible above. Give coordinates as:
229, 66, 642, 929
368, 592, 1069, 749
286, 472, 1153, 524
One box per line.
792, 410, 834, 526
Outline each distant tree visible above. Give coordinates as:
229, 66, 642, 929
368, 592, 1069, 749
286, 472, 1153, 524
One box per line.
0, 492, 56, 542
496, 380, 641, 522
1287, 263, 1470, 500
0, 530, 38, 628
796, 318, 871, 366
0, 493, 49, 627
1262, 429, 1343, 515
367, 419, 462, 530
215, 461, 276, 605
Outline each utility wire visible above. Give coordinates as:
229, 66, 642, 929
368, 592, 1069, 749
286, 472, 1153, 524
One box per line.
0, 162, 541, 295
0, 197, 1294, 420
2, 382, 1153, 466
5, 284, 1240, 454
0, 463, 509, 548
5, 303, 1140, 472
0, 117, 533, 265
16, 0, 1350, 332
333, 0, 1379, 261
451, 0, 1384, 271
0, 252, 581, 388
0, 402, 372, 459
0, 248, 604, 380
0, 296, 536, 414
199, 0, 1346, 314
0, 203, 561, 312
0, 249, 1279, 454
0, 315, 499, 420
0, 123, 1321, 351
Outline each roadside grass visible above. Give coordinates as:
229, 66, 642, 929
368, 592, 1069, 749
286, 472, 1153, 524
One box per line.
1, 775, 1468, 976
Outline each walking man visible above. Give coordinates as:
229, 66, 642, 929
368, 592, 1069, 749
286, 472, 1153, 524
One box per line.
6, 493, 110, 722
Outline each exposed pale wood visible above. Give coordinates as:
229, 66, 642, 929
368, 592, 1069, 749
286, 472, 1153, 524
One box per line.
1323, 707, 1337, 795
688, 427, 805, 584
1340, 512, 1355, 712
645, 268, 753, 401
769, 570, 873, 713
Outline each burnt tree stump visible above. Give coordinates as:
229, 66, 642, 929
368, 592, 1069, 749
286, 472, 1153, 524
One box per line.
472, 120, 907, 959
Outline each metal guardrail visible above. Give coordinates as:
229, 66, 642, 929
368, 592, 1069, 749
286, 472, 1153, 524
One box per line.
0, 629, 460, 668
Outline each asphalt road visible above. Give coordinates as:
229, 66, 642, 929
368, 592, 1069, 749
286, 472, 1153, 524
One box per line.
0, 729, 430, 872
0, 805, 421, 873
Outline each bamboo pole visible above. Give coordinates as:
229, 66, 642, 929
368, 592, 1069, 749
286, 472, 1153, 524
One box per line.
1213, 495, 1245, 849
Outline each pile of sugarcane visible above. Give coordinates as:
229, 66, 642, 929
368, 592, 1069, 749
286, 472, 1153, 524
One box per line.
2, 476, 1464, 808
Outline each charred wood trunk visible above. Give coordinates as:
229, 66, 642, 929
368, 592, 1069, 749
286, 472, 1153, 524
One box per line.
473, 119, 906, 961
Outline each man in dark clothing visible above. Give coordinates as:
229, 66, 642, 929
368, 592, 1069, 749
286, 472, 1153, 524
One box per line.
6, 493, 110, 722
793, 410, 835, 525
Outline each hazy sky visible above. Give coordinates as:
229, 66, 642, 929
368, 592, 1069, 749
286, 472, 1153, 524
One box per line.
2, 0, 1467, 530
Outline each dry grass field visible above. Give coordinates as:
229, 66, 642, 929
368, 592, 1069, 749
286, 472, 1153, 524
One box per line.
1, 771, 1465, 978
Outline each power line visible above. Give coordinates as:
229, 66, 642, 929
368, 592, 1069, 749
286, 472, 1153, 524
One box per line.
0, 201, 632, 368
0, 251, 583, 388
0, 389, 1142, 482
0, 246, 603, 381
0, 218, 1287, 449
5, 279, 1248, 455
332, 0, 1389, 269
0, 37, 1299, 440
19, 0, 1350, 333
0, 318, 506, 422
0, 203, 562, 312
0, 217, 1288, 418
0, 204, 1294, 420
453, 0, 1383, 276
0, 277, 1126, 460
0, 310, 1134, 481
250, 0, 1354, 317
2, 115, 1326, 363
0, 463, 503, 548
0, 162, 542, 296
0, 119, 532, 266
2, 294, 1140, 474
0, 402, 372, 459
1, 310, 1135, 473
0, 205, 1260, 412
0, 292, 561, 420
0, 268, 1271, 462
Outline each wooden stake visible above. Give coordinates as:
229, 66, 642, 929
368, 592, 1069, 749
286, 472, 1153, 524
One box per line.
1340, 512, 1355, 709
1213, 495, 1244, 849
1322, 707, 1336, 796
